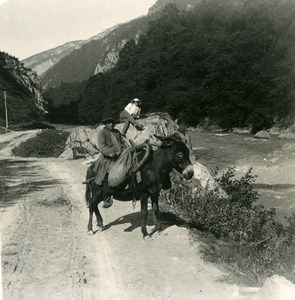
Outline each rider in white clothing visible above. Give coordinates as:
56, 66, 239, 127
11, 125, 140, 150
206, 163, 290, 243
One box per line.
124, 101, 141, 118
120, 98, 144, 137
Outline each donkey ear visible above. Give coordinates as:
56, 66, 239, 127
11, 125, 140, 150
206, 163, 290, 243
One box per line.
161, 140, 173, 147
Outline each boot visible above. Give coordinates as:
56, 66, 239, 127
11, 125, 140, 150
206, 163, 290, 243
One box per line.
135, 124, 144, 131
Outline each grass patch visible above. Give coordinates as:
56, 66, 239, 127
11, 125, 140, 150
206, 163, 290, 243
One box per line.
12, 129, 69, 158
160, 167, 295, 286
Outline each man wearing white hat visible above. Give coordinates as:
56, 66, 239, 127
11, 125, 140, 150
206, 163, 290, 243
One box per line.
120, 98, 144, 137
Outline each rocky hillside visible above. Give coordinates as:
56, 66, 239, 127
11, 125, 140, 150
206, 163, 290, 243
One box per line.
22, 26, 119, 77
22, 0, 200, 90
38, 18, 149, 89
0, 52, 45, 125
22, 41, 85, 76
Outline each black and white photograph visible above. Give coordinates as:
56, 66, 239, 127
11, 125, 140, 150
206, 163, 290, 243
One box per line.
1, 0, 295, 299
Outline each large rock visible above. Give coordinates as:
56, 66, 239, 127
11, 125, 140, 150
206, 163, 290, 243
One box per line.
192, 161, 228, 198
254, 130, 271, 139
60, 126, 102, 158
59, 113, 191, 159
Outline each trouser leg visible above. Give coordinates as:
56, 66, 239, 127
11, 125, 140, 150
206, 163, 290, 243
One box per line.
122, 119, 130, 136
120, 110, 141, 135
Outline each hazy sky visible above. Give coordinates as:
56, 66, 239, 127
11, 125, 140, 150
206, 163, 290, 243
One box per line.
0, 0, 157, 60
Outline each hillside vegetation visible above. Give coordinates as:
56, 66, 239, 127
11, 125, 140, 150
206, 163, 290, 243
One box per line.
161, 168, 295, 286
0, 52, 45, 126
44, 0, 295, 131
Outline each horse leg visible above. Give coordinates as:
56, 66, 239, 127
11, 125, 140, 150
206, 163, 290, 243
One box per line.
140, 193, 149, 238
94, 187, 103, 230
87, 201, 94, 234
151, 193, 163, 232
87, 183, 102, 234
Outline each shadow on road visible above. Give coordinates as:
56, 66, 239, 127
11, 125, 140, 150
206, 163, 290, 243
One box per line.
102, 209, 186, 235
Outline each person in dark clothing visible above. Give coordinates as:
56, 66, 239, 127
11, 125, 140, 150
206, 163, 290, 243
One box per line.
93, 117, 125, 208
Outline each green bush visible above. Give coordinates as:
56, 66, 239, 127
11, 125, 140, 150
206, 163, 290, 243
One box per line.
12, 129, 69, 157
160, 168, 295, 285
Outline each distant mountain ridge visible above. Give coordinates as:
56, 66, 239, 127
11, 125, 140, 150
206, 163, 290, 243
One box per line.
39, 18, 149, 89
23, 41, 85, 76
23, 25, 120, 77
22, 0, 200, 89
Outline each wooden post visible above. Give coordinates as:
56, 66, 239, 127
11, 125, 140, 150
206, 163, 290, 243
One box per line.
4, 90, 8, 130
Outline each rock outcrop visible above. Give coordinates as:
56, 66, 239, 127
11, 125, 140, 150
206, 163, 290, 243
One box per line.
1, 52, 45, 111
0, 52, 46, 125
23, 41, 85, 76
59, 113, 190, 159
23, 26, 119, 78
254, 130, 271, 139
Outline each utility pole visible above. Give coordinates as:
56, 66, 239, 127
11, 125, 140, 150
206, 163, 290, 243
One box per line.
4, 90, 8, 130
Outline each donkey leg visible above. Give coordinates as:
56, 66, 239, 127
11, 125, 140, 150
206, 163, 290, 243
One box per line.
86, 183, 94, 233
94, 188, 103, 229
140, 193, 149, 238
87, 184, 101, 234
87, 203, 94, 234
94, 207, 103, 229
151, 193, 163, 232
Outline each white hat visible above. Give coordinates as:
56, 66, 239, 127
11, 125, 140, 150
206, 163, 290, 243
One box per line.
132, 98, 140, 102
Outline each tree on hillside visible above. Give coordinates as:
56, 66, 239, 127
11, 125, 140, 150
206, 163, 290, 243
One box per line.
78, 73, 111, 124
51, 0, 295, 129
43, 81, 86, 124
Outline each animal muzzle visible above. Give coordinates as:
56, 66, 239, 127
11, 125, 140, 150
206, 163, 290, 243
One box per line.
182, 165, 194, 180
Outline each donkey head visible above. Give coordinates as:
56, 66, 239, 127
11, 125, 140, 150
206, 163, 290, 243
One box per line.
154, 134, 194, 180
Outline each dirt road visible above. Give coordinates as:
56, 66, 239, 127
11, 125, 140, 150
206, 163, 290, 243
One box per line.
1, 154, 247, 300
2, 130, 295, 299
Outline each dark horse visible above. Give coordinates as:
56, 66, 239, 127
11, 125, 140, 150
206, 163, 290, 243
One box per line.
85, 135, 194, 238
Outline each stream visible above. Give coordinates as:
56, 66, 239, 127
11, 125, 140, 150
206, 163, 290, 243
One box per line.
189, 130, 295, 222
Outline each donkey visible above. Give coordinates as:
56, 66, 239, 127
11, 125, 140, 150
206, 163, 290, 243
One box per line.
84, 135, 194, 238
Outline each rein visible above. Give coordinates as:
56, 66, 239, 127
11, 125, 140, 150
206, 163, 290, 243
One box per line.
131, 143, 151, 174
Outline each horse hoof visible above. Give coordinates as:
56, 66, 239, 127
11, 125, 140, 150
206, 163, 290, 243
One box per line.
143, 234, 153, 241
87, 230, 94, 235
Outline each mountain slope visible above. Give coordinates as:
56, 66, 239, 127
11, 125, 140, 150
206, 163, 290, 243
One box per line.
23, 41, 85, 76
72, 0, 295, 130
22, 0, 200, 89
0, 52, 45, 125
40, 18, 150, 89
22, 26, 119, 77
